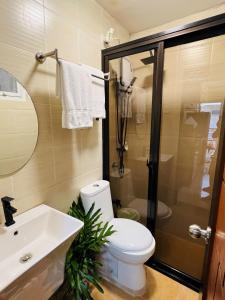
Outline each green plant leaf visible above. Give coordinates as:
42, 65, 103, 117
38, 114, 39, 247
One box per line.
65, 194, 115, 299
80, 281, 93, 300
80, 271, 104, 294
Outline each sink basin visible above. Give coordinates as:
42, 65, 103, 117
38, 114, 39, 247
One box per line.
0, 204, 83, 299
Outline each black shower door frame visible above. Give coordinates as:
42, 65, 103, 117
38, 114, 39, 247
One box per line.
102, 13, 225, 299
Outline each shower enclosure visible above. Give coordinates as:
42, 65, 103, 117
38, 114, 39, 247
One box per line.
102, 14, 225, 296
108, 49, 156, 226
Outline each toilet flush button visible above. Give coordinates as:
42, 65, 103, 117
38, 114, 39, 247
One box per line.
93, 184, 100, 187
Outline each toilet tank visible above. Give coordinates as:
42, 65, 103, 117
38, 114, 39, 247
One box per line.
80, 180, 114, 223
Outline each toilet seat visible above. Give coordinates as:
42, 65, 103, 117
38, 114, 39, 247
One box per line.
108, 218, 153, 252
106, 218, 155, 264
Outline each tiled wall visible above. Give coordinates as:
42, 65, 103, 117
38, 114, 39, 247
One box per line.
0, 0, 129, 222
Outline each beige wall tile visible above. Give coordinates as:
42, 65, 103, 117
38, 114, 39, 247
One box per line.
77, 28, 102, 68
0, 177, 14, 200
45, 167, 102, 212
12, 149, 55, 199
53, 143, 83, 183
35, 103, 51, 135
211, 37, 225, 65
0, 0, 129, 224
0, 42, 49, 99
50, 104, 77, 146
45, 8, 79, 63
102, 9, 129, 45
0, 177, 14, 223
77, 0, 103, 36
0, 0, 45, 53
81, 122, 102, 173
44, 0, 78, 23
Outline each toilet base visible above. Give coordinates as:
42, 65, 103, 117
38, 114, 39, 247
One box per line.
99, 249, 147, 297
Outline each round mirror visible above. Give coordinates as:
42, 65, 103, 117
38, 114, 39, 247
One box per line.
0, 68, 38, 176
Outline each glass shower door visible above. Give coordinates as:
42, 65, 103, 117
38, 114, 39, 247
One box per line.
108, 50, 155, 226
155, 36, 225, 280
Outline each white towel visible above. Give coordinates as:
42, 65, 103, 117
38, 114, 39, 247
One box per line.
81, 64, 106, 119
56, 59, 93, 129
132, 87, 146, 124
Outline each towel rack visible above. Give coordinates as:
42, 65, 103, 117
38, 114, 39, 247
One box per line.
35, 49, 110, 81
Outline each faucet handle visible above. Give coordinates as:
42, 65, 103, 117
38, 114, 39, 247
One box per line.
1, 196, 14, 203
10, 206, 17, 214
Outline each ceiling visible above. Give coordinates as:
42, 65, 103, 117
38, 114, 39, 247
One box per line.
96, 0, 225, 33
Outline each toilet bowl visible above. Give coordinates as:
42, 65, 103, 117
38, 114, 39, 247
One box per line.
108, 218, 155, 264
80, 180, 155, 296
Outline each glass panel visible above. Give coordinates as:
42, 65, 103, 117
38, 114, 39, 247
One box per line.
155, 36, 225, 279
109, 51, 154, 226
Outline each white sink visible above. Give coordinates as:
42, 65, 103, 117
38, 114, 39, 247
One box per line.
0, 204, 83, 299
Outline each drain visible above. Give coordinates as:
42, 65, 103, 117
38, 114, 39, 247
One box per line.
20, 253, 32, 263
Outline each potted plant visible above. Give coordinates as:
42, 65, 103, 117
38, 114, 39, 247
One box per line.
65, 196, 115, 300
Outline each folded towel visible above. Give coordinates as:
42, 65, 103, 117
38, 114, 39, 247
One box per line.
81, 64, 106, 119
56, 59, 93, 129
132, 87, 146, 124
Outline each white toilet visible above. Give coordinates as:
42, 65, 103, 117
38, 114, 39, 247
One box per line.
80, 180, 155, 296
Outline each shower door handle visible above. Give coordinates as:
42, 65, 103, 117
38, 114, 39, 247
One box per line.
188, 224, 211, 244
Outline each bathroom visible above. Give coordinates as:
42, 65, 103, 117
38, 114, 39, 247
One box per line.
0, 0, 225, 299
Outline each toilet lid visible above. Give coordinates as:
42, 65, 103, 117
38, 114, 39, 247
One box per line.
108, 218, 153, 252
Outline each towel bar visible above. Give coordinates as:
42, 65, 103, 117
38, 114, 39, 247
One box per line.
35, 49, 110, 81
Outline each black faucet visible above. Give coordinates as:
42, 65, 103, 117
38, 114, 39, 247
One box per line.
1, 196, 17, 226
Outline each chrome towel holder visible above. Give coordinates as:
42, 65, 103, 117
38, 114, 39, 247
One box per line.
35, 48, 110, 81
35, 48, 59, 64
